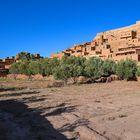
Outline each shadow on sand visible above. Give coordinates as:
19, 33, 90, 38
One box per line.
0, 99, 69, 140
0, 87, 25, 92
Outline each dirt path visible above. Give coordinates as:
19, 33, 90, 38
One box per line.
0, 81, 140, 140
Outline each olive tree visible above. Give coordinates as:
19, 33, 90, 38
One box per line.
9, 62, 20, 74
54, 56, 86, 83
84, 57, 104, 81
102, 59, 116, 76
116, 59, 137, 81
28, 60, 42, 75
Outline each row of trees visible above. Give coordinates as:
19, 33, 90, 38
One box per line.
10, 58, 59, 76
16, 52, 43, 61
9, 56, 138, 82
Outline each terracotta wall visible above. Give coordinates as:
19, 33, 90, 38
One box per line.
50, 21, 140, 63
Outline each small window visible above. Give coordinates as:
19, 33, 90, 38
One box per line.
91, 47, 95, 51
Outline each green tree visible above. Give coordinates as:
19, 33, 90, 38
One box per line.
40, 58, 60, 76
16, 52, 43, 61
16, 52, 31, 61
18, 60, 30, 75
116, 59, 137, 80
84, 57, 104, 81
28, 60, 42, 75
102, 59, 116, 76
136, 66, 140, 76
9, 62, 20, 74
54, 56, 86, 83
54, 64, 71, 83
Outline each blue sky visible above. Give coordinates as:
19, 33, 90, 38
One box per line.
0, 0, 140, 58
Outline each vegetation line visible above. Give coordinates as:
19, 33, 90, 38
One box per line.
9, 54, 140, 83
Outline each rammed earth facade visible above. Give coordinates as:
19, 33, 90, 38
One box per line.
51, 21, 140, 62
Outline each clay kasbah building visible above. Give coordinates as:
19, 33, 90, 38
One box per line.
0, 54, 41, 77
51, 21, 140, 62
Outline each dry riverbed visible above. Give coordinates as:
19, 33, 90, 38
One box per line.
0, 80, 140, 140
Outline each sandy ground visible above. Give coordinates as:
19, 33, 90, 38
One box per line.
0, 80, 140, 140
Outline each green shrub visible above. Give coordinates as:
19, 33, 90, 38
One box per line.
102, 59, 116, 76
16, 52, 43, 61
136, 66, 140, 76
10, 55, 138, 82
116, 59, 137, 81
84, 57, 104, 80
40, 58, 60, 76
10, 61, 30, 75
54, 64, 71, 82
18, 61, 30, 75
9, 62, 21, 74
53, 56, 86, 83
28, 60, 42, 75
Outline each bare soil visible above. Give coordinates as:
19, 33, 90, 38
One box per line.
0, 80, 140, 140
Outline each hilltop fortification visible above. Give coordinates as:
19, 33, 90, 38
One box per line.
51, 21, 140, 62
